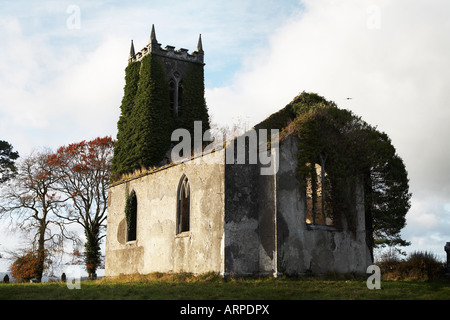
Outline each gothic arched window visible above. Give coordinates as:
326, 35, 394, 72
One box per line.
177, 175, 190, 234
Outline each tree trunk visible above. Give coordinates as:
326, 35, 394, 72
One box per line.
319, 153, 327, 225
85, 224, 101, 279
36, 218, 47, 282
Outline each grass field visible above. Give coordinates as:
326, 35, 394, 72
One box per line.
0, 273, 449, 300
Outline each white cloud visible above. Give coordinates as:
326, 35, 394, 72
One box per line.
407, 200, 440, 230
206, 0, 450, 257
208, 0, 450, 129
402, 196, 450, 258
0, 0, 302, 155
49, 35, 125, 141
0, 16, 125, 154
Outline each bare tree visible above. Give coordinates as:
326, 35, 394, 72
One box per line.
0, 150, 70, 282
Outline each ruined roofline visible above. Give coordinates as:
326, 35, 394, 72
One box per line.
109, 128, 280, 189
128, 25, 204, 65
110, 147, 223, 189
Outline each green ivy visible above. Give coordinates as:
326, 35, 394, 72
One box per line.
112, 55, 172, 178
84, 223, 102, 276
112, 56, 210, 180
257, 91, 411, 258
112, 60, 142, 180
130, 55, 171, 170
176, 63, 210, 137
125, 189, 137, 241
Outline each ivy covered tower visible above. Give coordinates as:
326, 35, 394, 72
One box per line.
112, 25, 210, 180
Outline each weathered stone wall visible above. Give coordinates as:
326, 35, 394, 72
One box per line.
275, 135, 372, 275
223, 138, 276, 276
105, 133, 371, 277
105, 150, 225, 277
154, 50, 201, 82
222, 134, 371, 276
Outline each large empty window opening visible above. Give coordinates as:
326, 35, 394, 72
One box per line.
177, 175, 190, 234
305, 163, 333, 226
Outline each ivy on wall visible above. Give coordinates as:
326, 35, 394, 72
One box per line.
256, 91, 411, 257
175, 63, 210, 138
111, 56, 211, 181
112, 60, 141, 180
112, 55, 172, 179
130, 54, 172, 170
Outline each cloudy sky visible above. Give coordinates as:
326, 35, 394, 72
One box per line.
0, 0, 449, 261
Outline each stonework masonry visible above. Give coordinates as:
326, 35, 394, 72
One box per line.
105, 150, 225, 276
129, 24, 204, 87
105, 135, 372, 277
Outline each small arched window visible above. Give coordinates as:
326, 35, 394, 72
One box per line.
177, 175, 190, 234
125, 190, 137, 241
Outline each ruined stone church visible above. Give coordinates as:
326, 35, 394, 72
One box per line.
105, 26, 372, 277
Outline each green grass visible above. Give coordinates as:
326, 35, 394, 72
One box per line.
0, 273, 449, 300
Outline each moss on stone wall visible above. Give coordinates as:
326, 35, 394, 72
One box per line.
258, 91, 411, 255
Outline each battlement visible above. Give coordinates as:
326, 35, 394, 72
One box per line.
129, 25, 204, 65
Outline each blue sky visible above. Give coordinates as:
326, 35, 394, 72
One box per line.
1, 0, 450, 262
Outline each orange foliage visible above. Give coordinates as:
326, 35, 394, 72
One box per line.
49, 136, 114, 171
10, 251, 42, 282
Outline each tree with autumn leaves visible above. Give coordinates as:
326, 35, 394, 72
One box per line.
0, 149, 68, 282
49, 137, 114, 278
10, 250, 46, 282
0, 137, 114, 281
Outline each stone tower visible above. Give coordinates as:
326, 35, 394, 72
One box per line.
112, 25, 210, 179
129, 25, 205, 118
